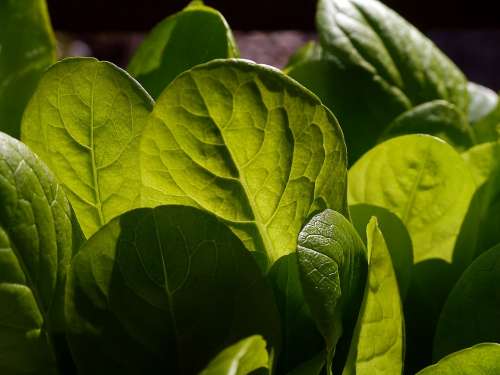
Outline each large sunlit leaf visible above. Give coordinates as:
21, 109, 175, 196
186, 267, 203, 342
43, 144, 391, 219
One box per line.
296, 209, 368, 374
418, 343, 500, 375
65, 205, 281, 375
0, 132, 72, 374
342, 217, 404, 375
0, 0, 56, 137
140, 59, 348, 265
21, 57, 154, 238
128, 0, 238, 99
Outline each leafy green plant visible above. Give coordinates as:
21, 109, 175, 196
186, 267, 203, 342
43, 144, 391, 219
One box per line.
1, 0, 500, 374
0, 0, 56, 138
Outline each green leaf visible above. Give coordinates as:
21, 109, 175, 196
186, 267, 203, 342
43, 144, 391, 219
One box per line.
199, 335, 268, 375
462, 142, 500, 254
317, 0, 468, 112
287, 351, 326, 375
349, 204, 413, 300
0, 0, 56, 138
349, 134, 475, 265
268, 254, 324, 373
342, 217, 404, 375
128, 1, 238, 99
21, 57, 155, 239
473, 94, 500, 144
348, 134, 476, 369
418, 343, 500, 375
140, 59, 348, 265
433, 244, 500, 360
296, 209, 368, 374
0, 131, 72, 374
284, 41, 323, 72
312, 0, 468, 161
65, 204, 281, 375
380, 100, 475, 150
288, 59, 409, 163
467, 82, 498, 124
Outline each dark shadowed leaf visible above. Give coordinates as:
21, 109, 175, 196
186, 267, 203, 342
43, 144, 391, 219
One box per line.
65, 205, 280, 375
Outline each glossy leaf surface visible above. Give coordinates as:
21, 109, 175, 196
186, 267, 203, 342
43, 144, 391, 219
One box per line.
297, 209, 367, 373
467, 82, 498, 124
0, 132, 72, 374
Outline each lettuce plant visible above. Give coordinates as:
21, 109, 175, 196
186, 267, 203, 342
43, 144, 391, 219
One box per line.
1, 0, 500, 374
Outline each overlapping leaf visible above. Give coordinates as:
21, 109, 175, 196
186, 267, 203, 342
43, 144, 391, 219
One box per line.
0, 0, 56, 137
296, 209, 367, 373
21, 58, 154, 238
342, 218, 404, 375
199, 335, 268, 375
419, 344, 500, 375
65, 205, 280, 375
0, 132, 72, 374
128, 0, 238, 99
141, 59, 348, 265
434, 244, 500, 360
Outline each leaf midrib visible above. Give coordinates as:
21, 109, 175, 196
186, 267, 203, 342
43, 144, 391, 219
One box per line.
190, 76, 279, 263
89, 64, 105, 227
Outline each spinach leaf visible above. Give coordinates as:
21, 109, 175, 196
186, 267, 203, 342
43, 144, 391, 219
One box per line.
199, 335, 268, 375
349, 204, 412, 300
308, 0, 469, 161
288, 59, 409, 163
268, 254, 324, 373
342, 218, 404, 375
65, 205, 281, 375
141, 59, 348, 265
0, 0, 56, 138
0, 132, 72, 374
462, 142, 500, 254
296, 209, 368, 374
348, 134, 476, 370
21, 57, 154, 238
467, 82, 498, 125
284, 41, 323, 72
433, 244, 500, 360
349, 134, 475, 266
419, 343, 500, 375
380, 100, 475, 151
128, 0, 238, 99
317, 0, 468, 112
473, 95, 500, 144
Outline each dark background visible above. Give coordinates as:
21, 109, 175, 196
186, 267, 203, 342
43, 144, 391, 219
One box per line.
46, 0, 500, 31
46, 0, 500, 90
